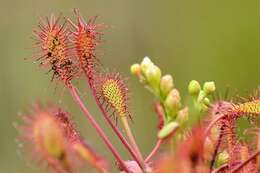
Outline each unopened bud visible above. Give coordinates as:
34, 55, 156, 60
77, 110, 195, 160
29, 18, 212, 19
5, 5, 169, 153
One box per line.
197, 90, 206, 102
130, 64, 142, 76
140, 56, 154, 73
146, 65, 161, 88
165, 89, 181, 114
203, 97, 210, 106
188, 80, 201, 96
160, 74, 174, 96
158, 121, 179, 139
203, 81, 216, 95
176, 107, 189, 124
217, 150, 229, 166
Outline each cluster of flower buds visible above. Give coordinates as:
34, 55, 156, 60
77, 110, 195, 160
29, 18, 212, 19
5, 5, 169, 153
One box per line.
131, 56, 162, 96
131, 57, 189, 139
188, 80, 216, 111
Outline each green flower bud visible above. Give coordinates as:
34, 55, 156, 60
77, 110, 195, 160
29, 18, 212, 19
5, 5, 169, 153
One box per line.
160, 74, 174, 96
140, 56, 154, 74
165, 89, 181, 114
203, 81, 216, 95
146, 65, 161, 88
130, 64, 142, 76
158, 121, 179, 139
203, 97, 210, 106
188, 80, 201, 96
176, 107, 189, 124
197, 90, 206, 102
216, 150, 229, 166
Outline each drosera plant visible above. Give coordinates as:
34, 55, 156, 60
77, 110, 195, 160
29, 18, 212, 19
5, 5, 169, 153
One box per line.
16, 9, 260, 173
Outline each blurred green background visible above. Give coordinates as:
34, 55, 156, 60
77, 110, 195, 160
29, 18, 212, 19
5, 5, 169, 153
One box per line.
0, 0, 259, 172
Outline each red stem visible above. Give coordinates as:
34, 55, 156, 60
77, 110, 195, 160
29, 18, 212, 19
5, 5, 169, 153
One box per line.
209, 125, 224, 172
120, 116, 144, 164
143, 103, 165, 163
154, 102, 165, 129
86, 77, 145, 169
230, 150, 260, 173
145, 139, 163, 163
211, 162, 241, 173
68, 85, 131, 173
211, 164, 228, 173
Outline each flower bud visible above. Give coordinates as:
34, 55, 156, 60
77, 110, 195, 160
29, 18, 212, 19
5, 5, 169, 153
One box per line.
160, 74, 174, 96
165, 89, 181, 114
197, 90, 206, 102
203, 81, 216, 95
188, 80, 201, 96
216, 150, 229, 166
203, 97, 210, 106
130, 64, 142, 76
176, 107, 189, 124
146, 65, 161, 88
140, 56, 154, 74
158, 121, 179, 139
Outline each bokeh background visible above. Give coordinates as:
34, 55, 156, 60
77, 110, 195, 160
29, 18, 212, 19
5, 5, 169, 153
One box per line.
0, 0, 259, 172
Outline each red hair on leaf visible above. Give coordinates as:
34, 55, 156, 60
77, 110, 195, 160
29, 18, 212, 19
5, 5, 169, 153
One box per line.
93, 72, 132, 123
33, 14, 79, 85
67, 9, 105, 83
